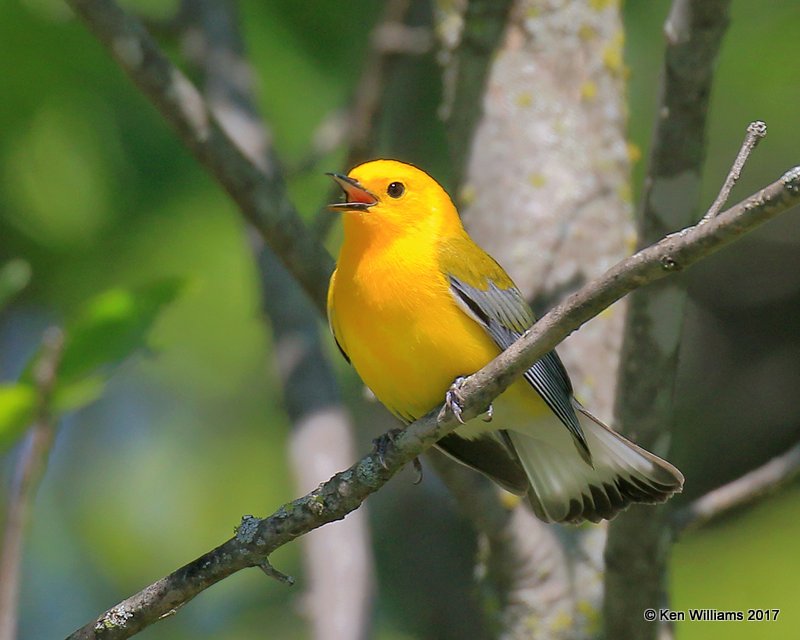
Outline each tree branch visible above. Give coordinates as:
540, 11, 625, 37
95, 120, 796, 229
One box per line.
701, 120, 767, 222
636, 0, 732, 244
66, 165, 800, 639
340, 0, 429, 168
672, 440, 800, 533
64, 0, 334, 314
0, 328, 64, 640
311, 0, 429, 238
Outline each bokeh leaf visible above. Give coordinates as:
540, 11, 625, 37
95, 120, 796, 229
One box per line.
4, 280, 183, 451
55, 279, 185, 386
0, 383, 37, 451
51, 375, 107, 415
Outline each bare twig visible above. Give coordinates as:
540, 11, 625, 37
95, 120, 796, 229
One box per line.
701, 120, 767, 223
604, 2, 732, 638
65, 0, 334, 314
66, 167, 800, 639
297, 11, 433, 180
344, 0, 429, 167
311, 0, 428, 238
258, 557, 295, 586
0, 328, 64, 640
672, 440, 800, 533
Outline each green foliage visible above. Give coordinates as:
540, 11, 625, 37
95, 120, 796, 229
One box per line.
0, 383, 37, 450
1, 280, 183, 452
673, 485, 800, 640
52, 279, 184, 386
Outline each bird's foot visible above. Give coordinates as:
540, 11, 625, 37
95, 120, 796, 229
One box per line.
482, 403, 494, 422
372, 428, 423, 482
441, 376, 467, 424
372, 428, 403, 469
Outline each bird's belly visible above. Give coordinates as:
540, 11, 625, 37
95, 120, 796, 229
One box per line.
337, 284, 500, 421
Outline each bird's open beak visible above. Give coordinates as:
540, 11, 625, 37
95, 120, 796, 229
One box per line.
326, 173, 378, 211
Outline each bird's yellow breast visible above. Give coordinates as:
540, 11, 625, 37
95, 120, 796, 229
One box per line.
329, 232, 501, 422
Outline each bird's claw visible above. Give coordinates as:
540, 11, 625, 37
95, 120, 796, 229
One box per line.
372, 429, 424, 483
411, 457, 423, 484
482, 403, 494, 422
372, 428, 403, 469
443, 376, 467, 424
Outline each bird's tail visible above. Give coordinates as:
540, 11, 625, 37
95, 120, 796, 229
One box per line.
507, 405, 684, 524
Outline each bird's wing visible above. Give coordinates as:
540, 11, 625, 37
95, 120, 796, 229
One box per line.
446, 270, 590, 460
327, 269, 350, 363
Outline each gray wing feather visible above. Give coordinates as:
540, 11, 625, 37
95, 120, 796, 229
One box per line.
448, 276, 589, 457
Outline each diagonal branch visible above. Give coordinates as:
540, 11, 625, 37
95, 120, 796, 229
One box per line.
65, 0, 334, 314
66, 166, 800, 639
672, 439, 800, 533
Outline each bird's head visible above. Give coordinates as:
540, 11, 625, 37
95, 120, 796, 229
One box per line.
327, 160, 461, 236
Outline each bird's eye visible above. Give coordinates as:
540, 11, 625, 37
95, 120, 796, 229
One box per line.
387, 182, 405, 198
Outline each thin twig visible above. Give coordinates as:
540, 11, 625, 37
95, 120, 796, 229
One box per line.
66, 167, 800, 640
672, 440, 800, 533
701, 120, 767, 223
295, 4, 432, 180
0, 328, 64, 640
311, 0, 425, 238
258, 558, 295, 586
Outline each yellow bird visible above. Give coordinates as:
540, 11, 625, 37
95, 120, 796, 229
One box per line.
327, 159, 683, 523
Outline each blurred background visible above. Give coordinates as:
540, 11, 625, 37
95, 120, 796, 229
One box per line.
1, 0, 799, 638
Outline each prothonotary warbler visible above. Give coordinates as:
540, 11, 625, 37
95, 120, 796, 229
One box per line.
326, 159, 683, 523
